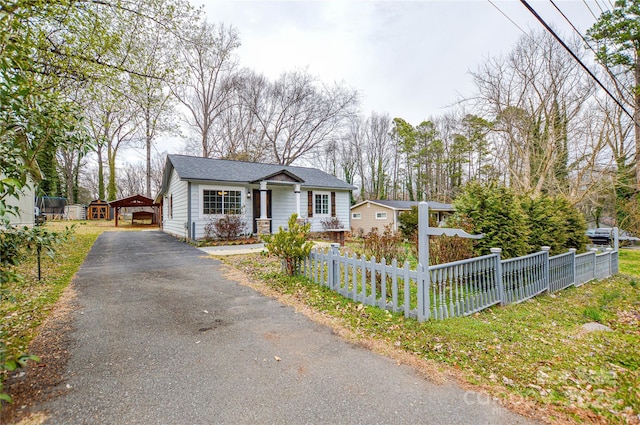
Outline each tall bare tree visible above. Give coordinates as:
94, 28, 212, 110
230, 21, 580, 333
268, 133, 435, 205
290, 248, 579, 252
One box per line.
247, 70, 358, 165
172, 21, 240, 158
83, 81, 140, 201
471, 30, 594, 197
587, 0, 640, 189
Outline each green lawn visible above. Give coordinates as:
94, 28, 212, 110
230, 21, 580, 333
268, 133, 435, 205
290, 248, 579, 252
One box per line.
618, 249, 640, 277
1, 222, 105, 359
3, 228, 639, 423
231, 248, 640, 424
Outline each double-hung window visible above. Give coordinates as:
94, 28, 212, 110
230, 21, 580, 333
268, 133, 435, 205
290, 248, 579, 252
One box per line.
314, 193, 329, 216
203, 190, 242, 215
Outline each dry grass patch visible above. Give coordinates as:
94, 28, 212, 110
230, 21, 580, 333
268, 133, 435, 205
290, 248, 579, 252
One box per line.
222, 251, 640, 424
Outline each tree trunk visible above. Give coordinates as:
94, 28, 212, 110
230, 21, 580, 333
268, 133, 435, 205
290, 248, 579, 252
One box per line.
146, 115, 152, 198
635, 51, 640, 191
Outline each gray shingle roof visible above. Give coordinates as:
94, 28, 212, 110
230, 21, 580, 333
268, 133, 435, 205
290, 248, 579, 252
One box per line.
165, 154, 355, 190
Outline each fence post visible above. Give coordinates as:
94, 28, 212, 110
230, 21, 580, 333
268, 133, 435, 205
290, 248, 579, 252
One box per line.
330, 243, 340, 290
417, 262, 430, 322
418, 202, 430, 271
606, 247, 613, 277
490, 248, 504, 305
541, 246, 550, 292
569, 248, 577, 286
613, 227, 619, 252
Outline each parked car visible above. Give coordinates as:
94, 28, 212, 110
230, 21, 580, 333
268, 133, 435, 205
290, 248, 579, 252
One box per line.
586, 228, 640, 246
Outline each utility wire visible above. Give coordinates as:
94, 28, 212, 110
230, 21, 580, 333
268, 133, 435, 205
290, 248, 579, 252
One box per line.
593, 0, 606, 14
520, 0, 637, 124
582, 0, 599, 19
549, 0, 636, 103
487, 0, 532, 39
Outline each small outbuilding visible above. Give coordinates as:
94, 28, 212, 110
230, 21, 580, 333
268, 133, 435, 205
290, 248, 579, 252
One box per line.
87, 199, 112, 220
65, 204, 87, 220
108, 194, 160, 227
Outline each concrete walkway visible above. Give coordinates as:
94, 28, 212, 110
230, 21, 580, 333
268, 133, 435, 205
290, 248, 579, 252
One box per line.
39, 231, 533, 424
199, 243, 266, 256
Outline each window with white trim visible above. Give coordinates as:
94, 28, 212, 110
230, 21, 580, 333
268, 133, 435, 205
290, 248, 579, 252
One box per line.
375, 212, 387, 219
203, 190, 242, 215
352, 212, 361, 219
314, 193, 329, 216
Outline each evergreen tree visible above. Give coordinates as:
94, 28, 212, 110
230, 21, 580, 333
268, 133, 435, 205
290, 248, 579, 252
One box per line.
452, 182, 530, 258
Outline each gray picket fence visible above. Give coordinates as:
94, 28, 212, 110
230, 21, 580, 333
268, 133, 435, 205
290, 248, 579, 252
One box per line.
304, 246, 619, 321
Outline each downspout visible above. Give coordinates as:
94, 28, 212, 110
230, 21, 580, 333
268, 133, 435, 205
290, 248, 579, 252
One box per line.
393, 208, 398, 231
187, 181, 192, 241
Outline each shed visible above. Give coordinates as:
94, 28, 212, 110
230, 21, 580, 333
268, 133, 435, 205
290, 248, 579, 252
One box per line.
65, 204, 87, 220
87, 199, 112, 220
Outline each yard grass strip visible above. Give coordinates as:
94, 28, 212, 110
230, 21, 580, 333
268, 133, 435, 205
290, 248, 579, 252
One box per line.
227, 249, 640, 424
1, 221, 105, 360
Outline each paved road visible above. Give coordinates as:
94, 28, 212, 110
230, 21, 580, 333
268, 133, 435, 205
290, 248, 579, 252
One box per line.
40, 231, 533, 424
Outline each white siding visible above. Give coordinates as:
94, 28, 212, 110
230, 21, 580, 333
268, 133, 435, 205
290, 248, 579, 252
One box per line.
162, 168, 189, 238
335, 190, 351, 230
305, 189, 351, 232
190, 183, 251, 240
161, 171, 352, 239
270, 187, 297, 231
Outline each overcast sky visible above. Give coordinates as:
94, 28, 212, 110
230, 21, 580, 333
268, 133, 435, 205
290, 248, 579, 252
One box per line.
196, 0, 604, 125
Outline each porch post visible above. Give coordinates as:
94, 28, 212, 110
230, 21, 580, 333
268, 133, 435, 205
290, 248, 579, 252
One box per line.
260, 180, 267, 219
294, 184, 301, 217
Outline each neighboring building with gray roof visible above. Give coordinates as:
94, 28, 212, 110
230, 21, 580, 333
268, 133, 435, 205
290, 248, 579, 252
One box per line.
350, 199, 454, 234
156, 155, 355, 239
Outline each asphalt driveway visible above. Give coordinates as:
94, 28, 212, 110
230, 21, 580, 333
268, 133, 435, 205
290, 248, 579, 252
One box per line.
39, 230, 533, 424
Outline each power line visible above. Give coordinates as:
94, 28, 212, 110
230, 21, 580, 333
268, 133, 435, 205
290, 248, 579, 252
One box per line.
487, 0, 531, 39
548, 0, 636, 104
519, 0, 637, 124
582, 0, 599, 19
593, 0, 606, 14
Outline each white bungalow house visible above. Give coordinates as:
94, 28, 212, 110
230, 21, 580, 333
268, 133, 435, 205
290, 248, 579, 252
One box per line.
350, 199, 454, 234
155, 154, 355, 240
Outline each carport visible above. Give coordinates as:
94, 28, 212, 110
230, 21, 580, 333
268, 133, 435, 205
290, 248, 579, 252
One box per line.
109, 194, 160, 227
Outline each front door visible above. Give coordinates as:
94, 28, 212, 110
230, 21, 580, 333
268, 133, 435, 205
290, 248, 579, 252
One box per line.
252, 189, 272, 234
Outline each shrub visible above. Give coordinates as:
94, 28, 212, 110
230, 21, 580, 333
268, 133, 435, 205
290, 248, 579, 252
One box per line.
263, 214, 313, 276
350, 227, 365, 240
522, 195, 588, 255
428, 215, 475, 265
363, 225, 407, 263
398, 206, 419, 239
407, 215, 475, 266
453, 182, 530, 258
204, 214, 247, 241
454, 183, 591, 258
321, 216, 344, 230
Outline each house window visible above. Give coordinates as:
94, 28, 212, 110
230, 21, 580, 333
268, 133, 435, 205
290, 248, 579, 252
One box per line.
314, 193, 329, 216
376, 212, 387, 219
352, 212, 361, 219
203, 190, 242, 215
